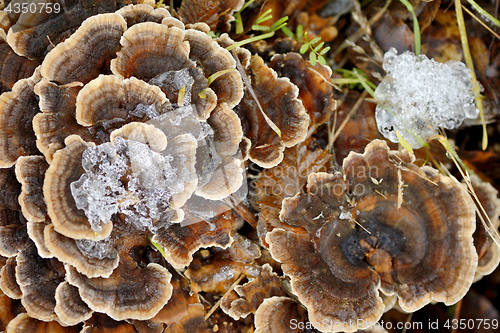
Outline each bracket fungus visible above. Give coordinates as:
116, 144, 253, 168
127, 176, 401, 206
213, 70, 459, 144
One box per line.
254, 137, 331, 245
15, 243, 66, 322
66, 259, 173, 321
0, 168, 29, 258
5, 0, 148, 60
0, 30, 40, 94
268, 52, 336, 127
186, 233, 261, 294
116, 4, 172, 27
234, 55, 310, 168
254, 296, 308, 333
469, 174, 500, 282
5, 313, 80, 333
266, 140, 478, 332
221, 263, 287, 320
15, 156, 49, 223
151, 210, 236, 269
40, 13, 127, 85
0, 67, 41, 168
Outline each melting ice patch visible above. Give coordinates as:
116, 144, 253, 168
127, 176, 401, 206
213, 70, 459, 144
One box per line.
374, 48, 479, 148
70, 137, 177, 233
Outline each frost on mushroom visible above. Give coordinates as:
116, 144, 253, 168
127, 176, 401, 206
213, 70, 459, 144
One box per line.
375, 48, 480, 148
266, 140, 478, 332
59, 130, 196, 237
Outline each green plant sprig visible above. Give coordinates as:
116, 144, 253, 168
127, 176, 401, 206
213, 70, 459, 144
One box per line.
282, 25, 331, 66
226, 8, 289, 51
150, 238, 166, 258
398, 0, 421, 56
334, 68, 377, 95
466, 0, 500, 28
234, 0, 256, 34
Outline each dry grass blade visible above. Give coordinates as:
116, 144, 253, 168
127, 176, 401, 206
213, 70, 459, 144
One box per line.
462, 4, 500, 39
431, 135, 500, 249
455, 0, 488, 150
231, 50, 282, 137
204, 274, 245, 320
332, 0, 392, 59
327, 90, 368, 152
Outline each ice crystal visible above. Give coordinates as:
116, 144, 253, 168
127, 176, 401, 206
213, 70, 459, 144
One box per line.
70, 137, 176, 233
374, 48, 479, 148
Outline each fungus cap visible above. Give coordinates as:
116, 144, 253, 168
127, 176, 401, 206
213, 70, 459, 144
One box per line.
15, 156, 49, 222
152, 211, 235, 269
234, 55, 309, 168
0, 257, 22, 299
75, 75, 169, 127
54, 281, 93, 326
266, 140, 478, 332
269, 52, 336, 126
16, 244, 65, 322
0, 67, 41, 168
254, 296, 308, 333
40, 13, 127, 85
468, 174, 500, 282
110, 22, 191, 82
116, 4, 172, 27
44, 224, 119, 279
66, 259, 173, 321
221, 263, 286, 320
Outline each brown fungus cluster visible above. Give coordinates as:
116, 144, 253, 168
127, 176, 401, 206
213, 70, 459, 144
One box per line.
0, 5, 252, 329
266, 140, 478, 332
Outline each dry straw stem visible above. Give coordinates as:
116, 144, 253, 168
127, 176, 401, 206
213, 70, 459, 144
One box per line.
326, 90, 368, 152
204, 274, 245, 320
461, 4, 500, 39
454, 0, 487, 150
231, 49, 282, 138
332, 0, 392, 59
430, 135, 500, 250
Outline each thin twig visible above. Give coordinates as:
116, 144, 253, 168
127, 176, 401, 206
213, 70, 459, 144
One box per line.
462, 4, 500, 39
326, 90, 368, 152
331, 0, 392, 59
401, 312, 413, 333
231, 50, 282, 137
204, 274, 245, 321
224, 194, 258, 229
